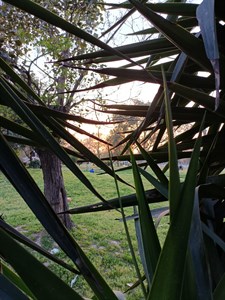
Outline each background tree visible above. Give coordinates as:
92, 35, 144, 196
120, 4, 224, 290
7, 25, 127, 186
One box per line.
0, 0, 105, 228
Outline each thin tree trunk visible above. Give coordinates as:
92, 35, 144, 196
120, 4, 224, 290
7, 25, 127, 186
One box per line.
37, 149, 73, 230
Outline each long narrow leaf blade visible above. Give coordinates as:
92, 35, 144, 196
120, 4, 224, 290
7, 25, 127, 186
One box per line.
1, 261, 35, 299
196, 0, 220, 109
136, 141, 168, 186
128, 0, 212, 71
188, 187, 212, 300
0, 133, 117, 300
0, 58, 43, 105
148, 117, 203, 300
162, 67, 180, 217
63, 188, 166, 214
107, 2, 198, 17
0, 275, 29, 300
0, 77, 105, 202
0, 219, 80, 275
138, 167, 168, 199
41, 115, 131, 188
0, 228, 83, 300
131, 150, 161, 285
213, 272, 225, 300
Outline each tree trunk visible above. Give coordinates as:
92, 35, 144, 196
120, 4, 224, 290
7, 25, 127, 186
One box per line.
37, 149, 73, 230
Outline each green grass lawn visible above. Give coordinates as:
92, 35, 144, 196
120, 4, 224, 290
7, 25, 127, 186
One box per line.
0, 166, 186, 299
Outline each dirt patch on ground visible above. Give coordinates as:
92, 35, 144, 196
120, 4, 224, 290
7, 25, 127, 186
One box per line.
30, 230, 45, 246
15, 225, 28, 234
109, 240, 120, 247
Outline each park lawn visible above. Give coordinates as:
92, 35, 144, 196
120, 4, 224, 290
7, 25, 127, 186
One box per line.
0, 166, 185, 299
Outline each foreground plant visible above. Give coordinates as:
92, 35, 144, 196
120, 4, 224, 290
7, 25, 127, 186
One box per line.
1, 0, 225, 299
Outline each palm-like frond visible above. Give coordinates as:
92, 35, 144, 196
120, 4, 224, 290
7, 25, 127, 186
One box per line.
1, 0, 225, 298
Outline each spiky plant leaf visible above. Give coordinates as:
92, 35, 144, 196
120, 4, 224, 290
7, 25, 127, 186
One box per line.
131, 150, 161, 285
